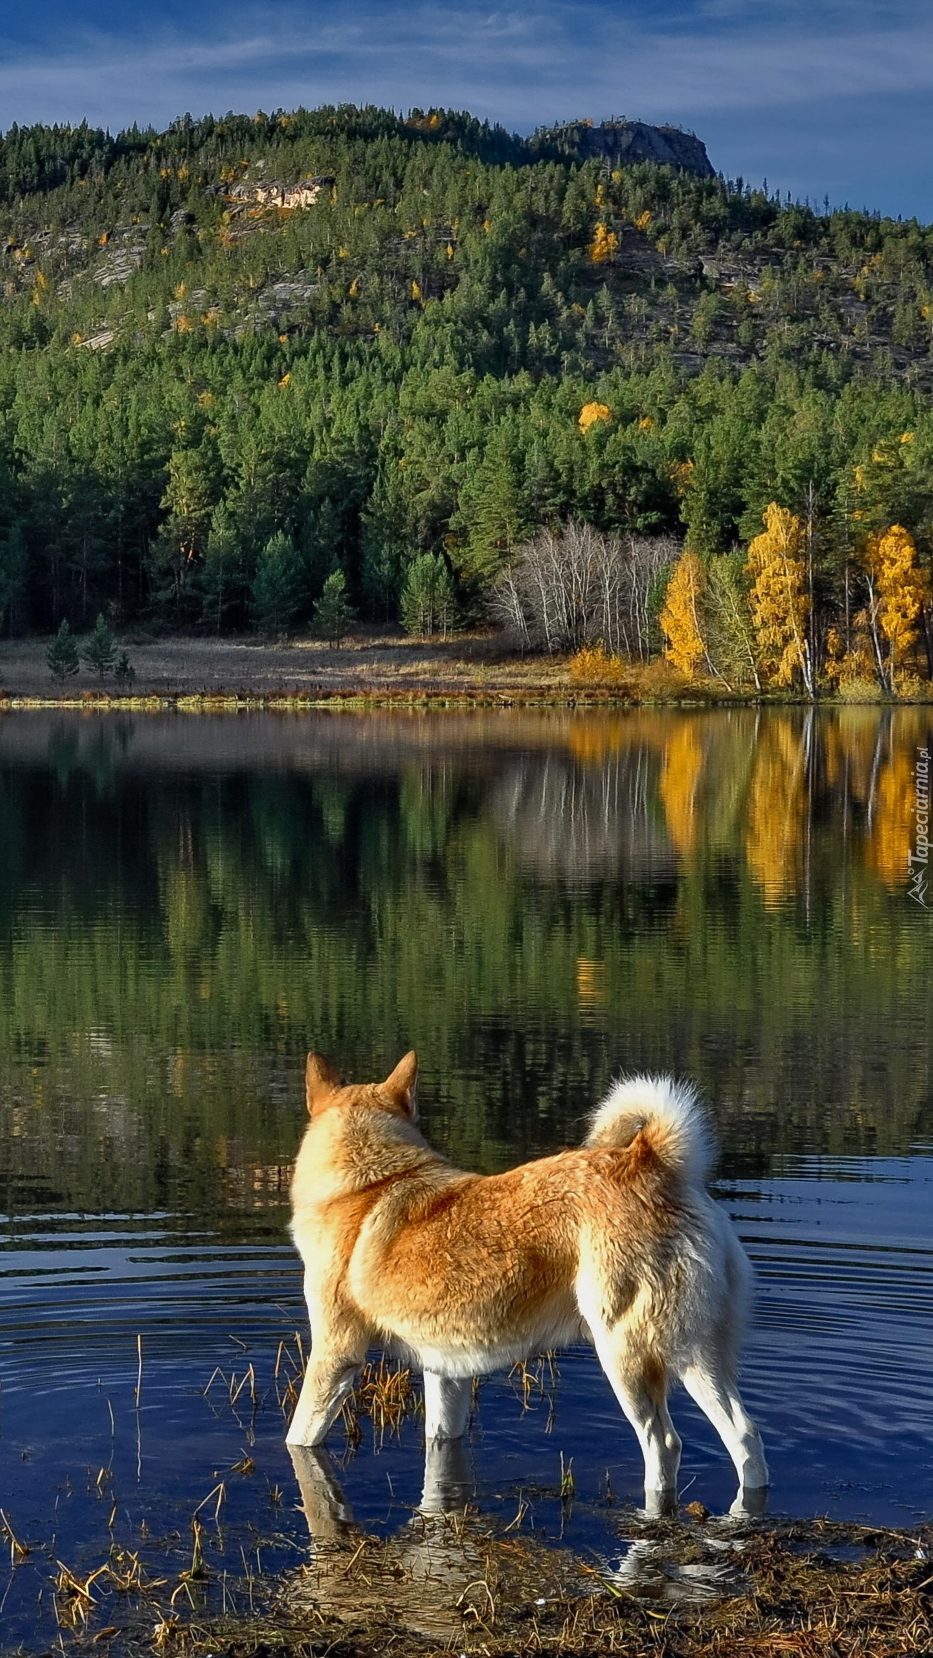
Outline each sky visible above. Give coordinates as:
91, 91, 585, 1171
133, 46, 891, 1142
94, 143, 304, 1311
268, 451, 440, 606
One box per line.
1, 0, 932, 220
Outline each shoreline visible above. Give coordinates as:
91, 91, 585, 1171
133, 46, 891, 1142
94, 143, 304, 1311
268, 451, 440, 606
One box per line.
2, 632, 931, 711
48, 1512, 932, 1657
1, 688, 931, 711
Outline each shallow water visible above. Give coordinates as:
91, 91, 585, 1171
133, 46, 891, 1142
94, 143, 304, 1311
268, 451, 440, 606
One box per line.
1, 707, 931, 1647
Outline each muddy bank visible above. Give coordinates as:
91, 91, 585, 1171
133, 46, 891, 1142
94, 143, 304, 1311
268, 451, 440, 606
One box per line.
45, 1513, 932, 1658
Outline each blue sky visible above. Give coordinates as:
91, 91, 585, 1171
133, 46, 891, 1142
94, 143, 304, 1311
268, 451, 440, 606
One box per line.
2, 1, 932, 219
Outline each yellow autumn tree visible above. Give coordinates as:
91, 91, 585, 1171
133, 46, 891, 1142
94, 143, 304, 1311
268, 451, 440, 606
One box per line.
588, 222, 619, 264
863, 524, 931, 690
867, 747, 914, 888
745, 718, 806, 907
660, 550, 706, 679
578, 401, 612, 434
659, 721, 705, 855
745, 503, 813, 694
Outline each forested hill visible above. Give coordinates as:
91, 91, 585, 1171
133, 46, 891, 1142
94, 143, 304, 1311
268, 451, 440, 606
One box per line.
1, 101, 933, 643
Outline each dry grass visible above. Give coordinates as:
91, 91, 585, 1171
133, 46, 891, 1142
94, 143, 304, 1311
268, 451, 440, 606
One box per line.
0, 629, 733, 708
270, 1335, 422, 1445
340, 1354, 421, 1442
49, 1515, 929, 1657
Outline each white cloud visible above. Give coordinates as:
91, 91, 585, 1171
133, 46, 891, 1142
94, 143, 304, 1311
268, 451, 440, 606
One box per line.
1, 5, 932, 132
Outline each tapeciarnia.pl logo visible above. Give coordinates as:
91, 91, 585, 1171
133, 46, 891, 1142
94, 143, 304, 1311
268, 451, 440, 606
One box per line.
908, 746, 930, 908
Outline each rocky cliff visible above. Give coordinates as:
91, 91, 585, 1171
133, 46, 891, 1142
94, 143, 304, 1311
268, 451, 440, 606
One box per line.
534, 120, 715, 177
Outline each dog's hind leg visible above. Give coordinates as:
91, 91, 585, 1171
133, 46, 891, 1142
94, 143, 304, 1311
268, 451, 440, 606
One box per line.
285, 1349, 363, 1447
592, 1334, 682, 1497
679, 1358, 768, 1491
420, 1437, 472, 1512
423, 1372, 471, 1441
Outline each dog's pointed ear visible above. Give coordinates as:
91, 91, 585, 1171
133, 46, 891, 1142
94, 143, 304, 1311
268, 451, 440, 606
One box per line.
306, 1052, 342, 1114
382, 1051, 418, 1117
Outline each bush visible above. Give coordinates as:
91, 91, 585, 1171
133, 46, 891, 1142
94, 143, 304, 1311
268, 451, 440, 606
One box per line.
836, 676, 884, 703
568, 644, 629, 684
632, 658, 693, 701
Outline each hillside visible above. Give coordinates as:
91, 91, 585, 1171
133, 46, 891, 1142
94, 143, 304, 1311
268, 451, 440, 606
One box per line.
1, 102, 933, 670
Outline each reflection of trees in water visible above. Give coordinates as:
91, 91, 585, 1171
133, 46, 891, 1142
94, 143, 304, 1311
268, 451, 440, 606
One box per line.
492, 750, 676, 881
1, 707, 932, 1222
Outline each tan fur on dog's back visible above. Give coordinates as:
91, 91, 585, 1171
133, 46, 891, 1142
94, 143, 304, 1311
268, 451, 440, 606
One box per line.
287, 1052, 768, 1498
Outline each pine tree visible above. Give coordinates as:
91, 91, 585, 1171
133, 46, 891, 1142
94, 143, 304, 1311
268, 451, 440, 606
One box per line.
314, 569, 356, 645
250, 530, 306, 635
151, 444, 216, 613
361, 466, 412, 619
460, 430, 533, 584
47, 620, 80, 681
401, 553, 458, 638
200, 502, 250, 633
82, 613, 117, 678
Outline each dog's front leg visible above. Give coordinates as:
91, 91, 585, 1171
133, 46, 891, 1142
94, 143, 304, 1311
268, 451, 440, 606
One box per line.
287, 1443, 356, 1538
423, 1372, 471, 1440
286, 1353, 360, 1447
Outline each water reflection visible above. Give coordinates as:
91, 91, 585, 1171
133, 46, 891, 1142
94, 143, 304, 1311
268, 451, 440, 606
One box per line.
288, 1442, 491, 1638
0, 707, 930, 1213
286, 1440, 762, 1633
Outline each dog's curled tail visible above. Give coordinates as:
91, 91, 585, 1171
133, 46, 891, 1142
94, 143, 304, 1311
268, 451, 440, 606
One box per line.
584, 1074, 715, 1187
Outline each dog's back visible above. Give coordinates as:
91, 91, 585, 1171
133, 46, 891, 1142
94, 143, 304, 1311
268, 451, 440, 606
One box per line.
287, 1054, 768, 1501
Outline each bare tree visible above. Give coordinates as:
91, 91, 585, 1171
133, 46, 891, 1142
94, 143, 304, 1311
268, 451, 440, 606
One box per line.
490, 522, 678, 656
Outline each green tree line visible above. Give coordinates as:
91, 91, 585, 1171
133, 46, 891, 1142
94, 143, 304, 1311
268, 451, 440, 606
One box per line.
2, 104, 933, 643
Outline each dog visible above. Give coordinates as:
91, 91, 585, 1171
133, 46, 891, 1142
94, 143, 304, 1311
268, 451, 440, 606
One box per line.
286, 1052, 768, 1503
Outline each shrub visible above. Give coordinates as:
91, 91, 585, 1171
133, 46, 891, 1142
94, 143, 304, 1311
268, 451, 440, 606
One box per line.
836, 676, 884, 704
568, 644, 629, 684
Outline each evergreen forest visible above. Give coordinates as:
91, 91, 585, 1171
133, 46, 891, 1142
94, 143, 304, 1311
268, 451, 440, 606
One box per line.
2, 104, 933, 688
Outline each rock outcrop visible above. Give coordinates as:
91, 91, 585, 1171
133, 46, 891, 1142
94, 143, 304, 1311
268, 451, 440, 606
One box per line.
228, 175, 334, 211
535, 120, 715, 178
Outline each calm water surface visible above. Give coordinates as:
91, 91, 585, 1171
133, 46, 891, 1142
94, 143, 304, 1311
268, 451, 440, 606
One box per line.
1, 708, 931, 1646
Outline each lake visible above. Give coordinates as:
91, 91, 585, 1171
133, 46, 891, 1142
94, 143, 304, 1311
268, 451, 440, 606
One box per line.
1, 707, 931, 1647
